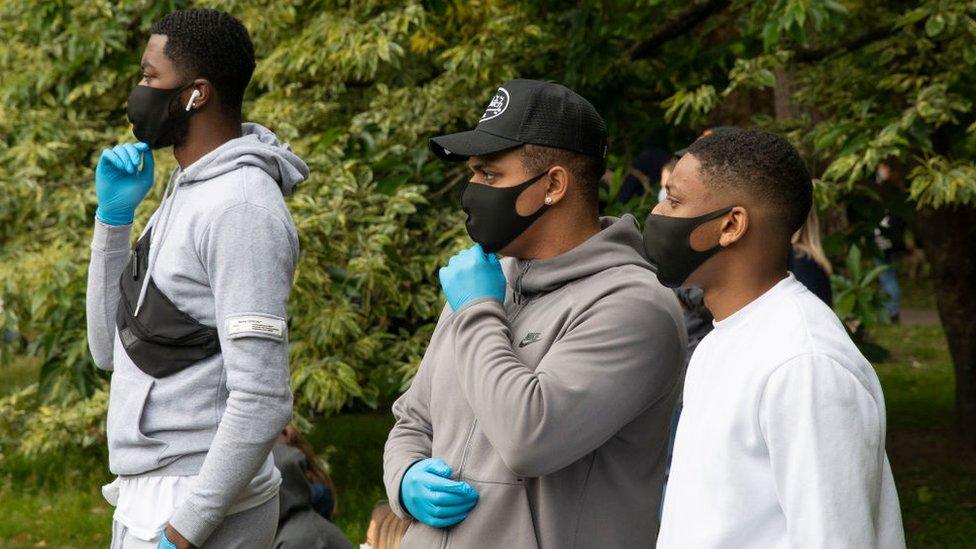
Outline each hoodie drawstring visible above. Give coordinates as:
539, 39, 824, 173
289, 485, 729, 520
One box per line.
134, 172, 182, 316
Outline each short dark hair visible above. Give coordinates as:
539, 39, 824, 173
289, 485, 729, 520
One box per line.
686, 128, 812, 236
150, 9, 255, 114
520, 144, 606, 209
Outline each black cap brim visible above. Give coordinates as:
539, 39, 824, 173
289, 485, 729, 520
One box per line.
429, 129, 523, 161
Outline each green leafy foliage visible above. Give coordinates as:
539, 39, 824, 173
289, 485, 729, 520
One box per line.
0, 0, 682, 456
3, 0, 976, 455
832, 245, 891, 333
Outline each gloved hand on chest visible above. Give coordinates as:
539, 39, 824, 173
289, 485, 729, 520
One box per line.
438, 244, 507, 311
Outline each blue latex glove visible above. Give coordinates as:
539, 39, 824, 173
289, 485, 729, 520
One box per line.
95, 142, 155, 225
400, 458, 479, 528
157, 528, 177, 549
438, 244, 507, 311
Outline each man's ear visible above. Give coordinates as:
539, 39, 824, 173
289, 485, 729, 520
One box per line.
719, 206, 749, 247
544, 165, 571, 205
183, 78, 213, 111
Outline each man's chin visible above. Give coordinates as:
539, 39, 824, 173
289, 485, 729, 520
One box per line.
497, 234, 533, 259
682, 274, 708, 291
496, 244, 524, 260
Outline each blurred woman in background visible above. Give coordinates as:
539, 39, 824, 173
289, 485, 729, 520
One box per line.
790, 207, 833, 306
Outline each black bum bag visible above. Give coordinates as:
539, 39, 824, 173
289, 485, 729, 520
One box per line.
116, 228, 220, 378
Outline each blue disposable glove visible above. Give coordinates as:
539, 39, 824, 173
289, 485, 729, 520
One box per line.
400, 458, 479, 528
157, 528, 177, 549
438, 244, 507, 311
95, 142, 155, 225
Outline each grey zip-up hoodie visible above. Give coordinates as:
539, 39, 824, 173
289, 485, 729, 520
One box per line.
86, 123, 308, 546
383, 215, 687, 549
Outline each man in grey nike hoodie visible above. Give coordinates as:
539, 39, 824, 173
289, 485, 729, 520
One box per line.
384, 79, 687, 548
87, 9, 307, 548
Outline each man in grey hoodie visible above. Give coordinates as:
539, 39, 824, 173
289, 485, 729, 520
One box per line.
383, 79, 687, 548
86, 9, 307, 549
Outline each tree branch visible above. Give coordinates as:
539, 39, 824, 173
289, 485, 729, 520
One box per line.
793, 26, 896, 63
626, 0, 733, 61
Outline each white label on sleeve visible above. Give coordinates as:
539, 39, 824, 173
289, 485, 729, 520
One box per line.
227, 315, 285, 341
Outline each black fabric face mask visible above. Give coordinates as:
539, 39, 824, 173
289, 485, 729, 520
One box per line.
127, 82, 195, 149
642, 206, 735, 288
460, 170, 551, 253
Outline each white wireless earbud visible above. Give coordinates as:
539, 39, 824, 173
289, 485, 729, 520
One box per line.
185, 89, 201, 111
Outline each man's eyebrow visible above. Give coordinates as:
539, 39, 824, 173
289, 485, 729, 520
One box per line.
665, 177, 681, 194
469, 159, 498, 171
141, 60, 155, 70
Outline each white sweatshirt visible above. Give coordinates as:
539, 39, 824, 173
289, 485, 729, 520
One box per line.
658, 275, 905, 549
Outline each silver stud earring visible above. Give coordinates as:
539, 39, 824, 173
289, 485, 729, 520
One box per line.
545, 196, 553, 205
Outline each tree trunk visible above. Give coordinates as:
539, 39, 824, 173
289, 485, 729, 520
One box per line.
773, 68, 802, 120
916, 205, 976, 449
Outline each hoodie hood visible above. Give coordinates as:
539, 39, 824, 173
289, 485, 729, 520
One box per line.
178, 122, 309, 195
503, 214, 652, 297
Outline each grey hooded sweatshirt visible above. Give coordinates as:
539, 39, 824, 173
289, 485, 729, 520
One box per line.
86, 123, 308, 546
383, 215, 687, 549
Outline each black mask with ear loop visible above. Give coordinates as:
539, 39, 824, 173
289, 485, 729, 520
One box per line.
127, 82, 199, 149
460, 170, 552, 253
642, 206, 735, 288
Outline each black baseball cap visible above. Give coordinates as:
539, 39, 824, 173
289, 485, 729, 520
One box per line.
429, 79, 609, 161
674, 126, 737, 157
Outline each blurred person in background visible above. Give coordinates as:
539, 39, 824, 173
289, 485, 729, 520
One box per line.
362, 502, 411, 549
273, 426, 353, 549
789, 207, 833, 306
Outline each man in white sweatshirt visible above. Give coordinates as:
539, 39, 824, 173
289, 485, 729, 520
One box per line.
646, 127, 905, 548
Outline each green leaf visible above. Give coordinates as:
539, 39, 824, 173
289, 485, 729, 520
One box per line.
925, 13, 946, 37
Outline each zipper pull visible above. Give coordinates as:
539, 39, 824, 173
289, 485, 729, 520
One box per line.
132, 248, 140, 280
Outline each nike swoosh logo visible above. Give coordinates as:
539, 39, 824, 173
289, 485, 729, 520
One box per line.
518, 333, 542, 348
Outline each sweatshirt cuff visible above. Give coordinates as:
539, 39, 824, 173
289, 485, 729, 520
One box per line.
91, 218, 133, 252
449, 296, 504, 317
168, 500, 221, 547
451, 298, 507, 323
386, 457, 420, 520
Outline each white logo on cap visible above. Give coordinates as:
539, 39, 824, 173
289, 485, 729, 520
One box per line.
480, 87, 510, 122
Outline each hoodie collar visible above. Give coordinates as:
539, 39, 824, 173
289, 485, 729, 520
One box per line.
176, 122, 309, 195
503, 214, 652, 298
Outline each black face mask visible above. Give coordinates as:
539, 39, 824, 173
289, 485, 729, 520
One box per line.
127, 82, 195, 149
642, 206, 735, 288
460, 171, 551, 253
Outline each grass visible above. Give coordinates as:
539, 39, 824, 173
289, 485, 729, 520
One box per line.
0, 449, 114, 548
873, 324, 976, 548
0, 321, 973, 547
898, 267, 937, 311
306, 411, 394, 544
0, 411, 396, 548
